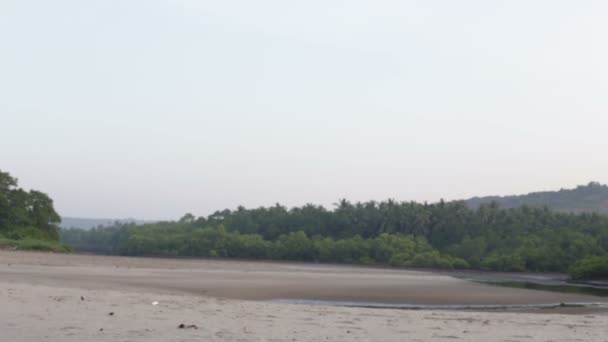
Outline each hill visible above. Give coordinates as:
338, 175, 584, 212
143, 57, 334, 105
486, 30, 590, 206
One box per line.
465, 182, 608, 214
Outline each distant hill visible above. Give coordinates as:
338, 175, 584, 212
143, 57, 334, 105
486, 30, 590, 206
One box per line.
60, 217, 153, 230
465, 182, 608, 214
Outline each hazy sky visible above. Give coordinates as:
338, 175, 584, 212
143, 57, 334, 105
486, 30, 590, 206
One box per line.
2, 1, 607, 220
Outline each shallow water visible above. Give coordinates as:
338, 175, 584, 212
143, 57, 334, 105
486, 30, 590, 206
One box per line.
271, 298, 607, 311
272, 277, 608, 311
477, 280, 608, 297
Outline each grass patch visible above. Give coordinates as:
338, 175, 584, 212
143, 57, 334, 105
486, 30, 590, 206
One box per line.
0, 237, 73, 253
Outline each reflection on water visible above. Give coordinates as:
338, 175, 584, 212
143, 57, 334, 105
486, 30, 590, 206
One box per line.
272, 277, 608, 311
477, 281, 608, 297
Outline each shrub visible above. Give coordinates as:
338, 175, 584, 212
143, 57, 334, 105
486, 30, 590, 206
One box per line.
0, 237, 72, 253
569, 256, 608, 280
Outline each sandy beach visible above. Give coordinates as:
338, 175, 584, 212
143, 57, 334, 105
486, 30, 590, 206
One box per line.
1, 251, 607, 341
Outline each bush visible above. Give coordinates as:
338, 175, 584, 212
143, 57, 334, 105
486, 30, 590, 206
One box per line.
358, 256, 375, 265
481, 253, 526, 272
388, 252, 413, 267
2, 226, 58, 241
0, 237, 73, 253
408, 251, 454, 269
569, 256, 608, 280
448, 256, 470, 269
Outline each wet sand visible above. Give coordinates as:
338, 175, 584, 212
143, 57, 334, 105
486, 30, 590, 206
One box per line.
0, 251, 603, 305
1, 251, 608, 341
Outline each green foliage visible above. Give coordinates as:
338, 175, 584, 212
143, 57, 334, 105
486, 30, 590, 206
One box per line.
0, 169, 63, 249
2, 225, 59, 241
569, 256, 608, 280
60, 196, 608, 275
447, 236, 487, 268
0, 237, 72, 253
481, 253, 526, 272
61, 225, 467, 270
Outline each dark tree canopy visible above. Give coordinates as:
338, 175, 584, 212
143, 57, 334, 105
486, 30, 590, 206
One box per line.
62, 198, 608, 279
0, 169, 61, 241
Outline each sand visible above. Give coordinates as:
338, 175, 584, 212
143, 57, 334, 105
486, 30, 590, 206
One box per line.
1, 251, 607, 341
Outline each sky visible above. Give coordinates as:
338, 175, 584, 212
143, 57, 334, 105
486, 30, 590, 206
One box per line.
1, 0, 607, 220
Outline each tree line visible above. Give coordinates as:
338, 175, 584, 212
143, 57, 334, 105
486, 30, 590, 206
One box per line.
61, 200, 608, 278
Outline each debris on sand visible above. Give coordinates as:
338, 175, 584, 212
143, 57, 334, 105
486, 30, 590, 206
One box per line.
178, 323, 198, 329
108, 312, 114, 316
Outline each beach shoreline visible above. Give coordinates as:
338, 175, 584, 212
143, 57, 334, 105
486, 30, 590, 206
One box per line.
1, 250, 605, 305
1, 250, 608, 341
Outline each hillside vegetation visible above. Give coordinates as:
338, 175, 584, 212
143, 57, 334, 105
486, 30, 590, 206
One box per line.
62, 200, 608, 279
0, 170, 70, 252
59, 217, 153, 230
466, 182, 608, 214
